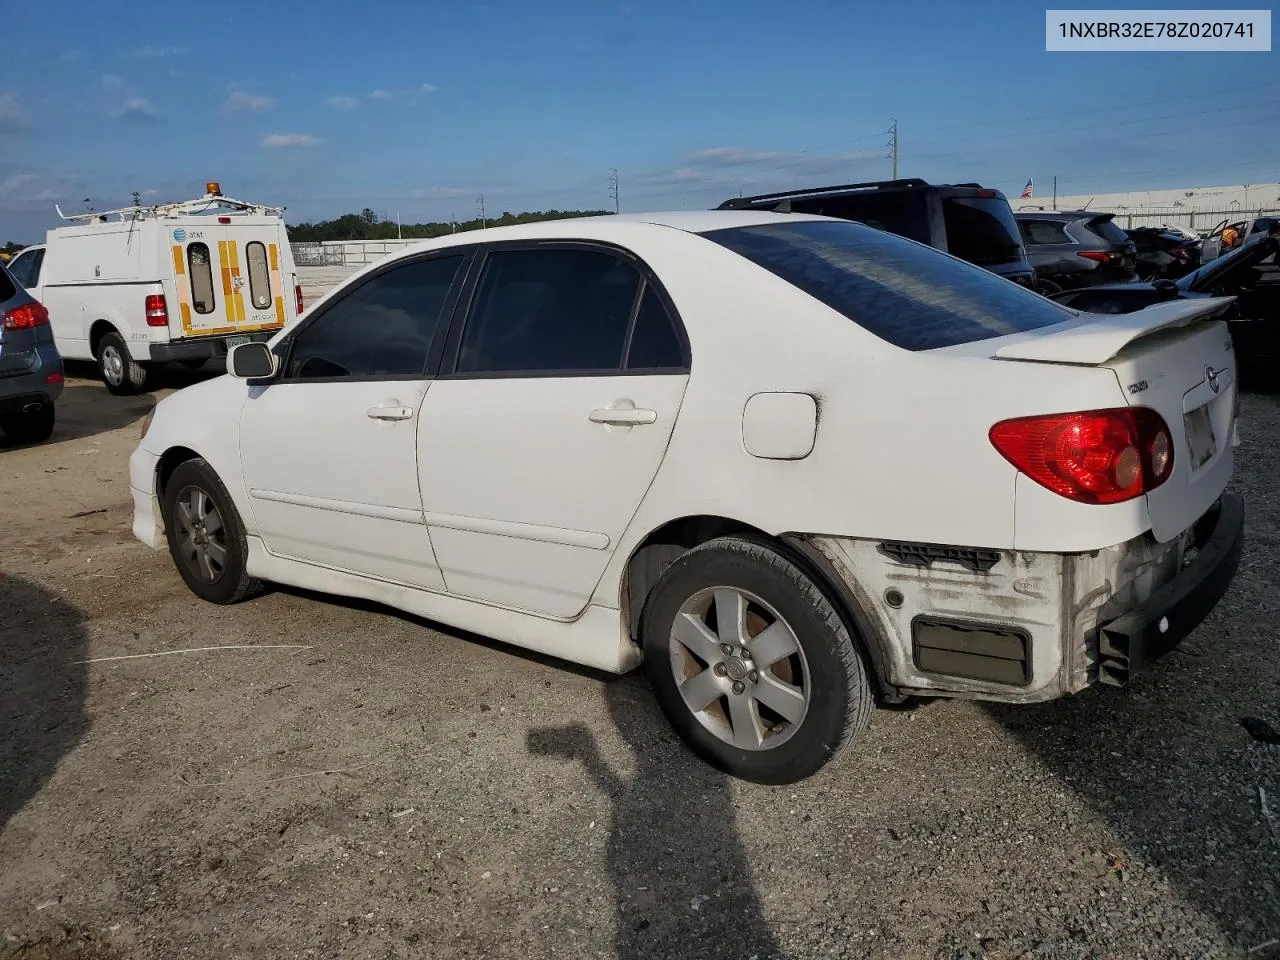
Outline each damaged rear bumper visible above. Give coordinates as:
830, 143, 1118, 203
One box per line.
1096, 492, 1244, 686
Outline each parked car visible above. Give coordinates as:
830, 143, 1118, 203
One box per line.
1052, 226, 1280, 367
717, 179, 1037, 288
0, 259, 63, 445
130, 210, 1243, 785
1200, 215, 1280, 263
1126, 226, 1201, 280
8, 182, 303, 395
1014, 210, 1137, 294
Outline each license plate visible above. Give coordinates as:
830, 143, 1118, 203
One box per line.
1185, 404, 1217, 469
225, 335, 250, 351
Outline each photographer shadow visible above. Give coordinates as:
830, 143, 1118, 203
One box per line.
528, 676, 785, 960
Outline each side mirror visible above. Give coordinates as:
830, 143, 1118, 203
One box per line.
228, 341, 278, 380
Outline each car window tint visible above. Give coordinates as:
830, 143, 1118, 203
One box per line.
286, 255, 463, 380
1022, 219, 1071, 245
625, 284, 685, 370
1088, 217, 1132, 245
0, 263, 16, 300
457, 249, 640, 374
941, 197, 1024, 266
702, 219, 1076, 352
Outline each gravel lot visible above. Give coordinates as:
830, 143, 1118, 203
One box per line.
2, 364, 1279, 960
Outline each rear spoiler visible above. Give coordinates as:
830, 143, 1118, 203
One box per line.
994, 296, 1237, 365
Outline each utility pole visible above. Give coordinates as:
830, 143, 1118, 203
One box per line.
477, 194, 486, 229
887, 118, 899, 180
608, 168, 620, 214
1052, 176, 1057, 209
396, 211, 402, 240
450, 212, 456, 233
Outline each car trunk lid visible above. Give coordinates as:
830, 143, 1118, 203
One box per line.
993, 297, 1237, 542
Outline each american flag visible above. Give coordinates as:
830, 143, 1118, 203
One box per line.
1020, 178, 1034, 199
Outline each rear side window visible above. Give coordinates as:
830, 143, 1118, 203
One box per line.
6, 249, 42, 289
784, 193, 932, 245
456, 249, 642, 374
1020, 219, 1071, 245
187, 243, 216, 315
625, 285, 685, 370
246, 242, 272, 309
1087, 217, 1131, 245
702, 220, 1075, 352
942, 197, 1024, 266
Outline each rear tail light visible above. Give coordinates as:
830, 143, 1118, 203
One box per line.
2, 302, 50, 330
145, 293, 170, 327
294, 284, 305, 315
1077, 250, 1123, 264
989, 407, 1174, 505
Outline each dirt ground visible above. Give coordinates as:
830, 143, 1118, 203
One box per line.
2, 363, 1280, 960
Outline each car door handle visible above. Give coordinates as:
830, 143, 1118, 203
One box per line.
589, 405, 657, 426
367, 402, 414, 421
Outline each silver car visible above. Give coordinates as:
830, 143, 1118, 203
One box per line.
0, 258, 63, 445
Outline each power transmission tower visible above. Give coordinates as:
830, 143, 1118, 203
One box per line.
886, 119, 899, 179
476, 194, 486, 229
608, 169, 620, 214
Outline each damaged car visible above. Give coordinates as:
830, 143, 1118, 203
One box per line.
128, 211, 1244, 785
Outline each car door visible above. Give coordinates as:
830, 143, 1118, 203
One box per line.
417, 242, 691, 619
1200, 220, 1228, 262
237, 250, 471, 589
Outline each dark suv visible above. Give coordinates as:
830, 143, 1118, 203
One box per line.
717, 179, 1036, 288
1014, 210, 1137, 294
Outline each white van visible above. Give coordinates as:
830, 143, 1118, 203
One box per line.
7, 183, 303, 394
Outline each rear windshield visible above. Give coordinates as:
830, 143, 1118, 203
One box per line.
1088, 216, 1132, 245
701, 220, 1075, 352
941, 196, 1025, 266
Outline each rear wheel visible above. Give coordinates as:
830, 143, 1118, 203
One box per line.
98, 331, 149, 395
0, 402, 55, 444
640, 536, 874, 785
162, 459, 263, 605
1035, 278, 1063, 297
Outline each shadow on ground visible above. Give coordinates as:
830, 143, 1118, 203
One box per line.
0, 576, 90, 835
528, 676, 786, 960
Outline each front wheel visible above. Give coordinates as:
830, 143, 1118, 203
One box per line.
640, 536, 874, 785
162, 458, 263, 605
0, 402, 55, 445
1035, 278, 1063, 297
98, 331, 149, 396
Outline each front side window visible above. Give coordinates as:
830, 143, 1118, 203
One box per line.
188, 243, 217, 315
285, 255, 464, 380
246, 242, 272, 310
456, 248, 642, 374
7, 249, 43, 289
703, 219, 1076, 352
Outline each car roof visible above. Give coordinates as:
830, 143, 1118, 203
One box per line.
383, 209, 828, 256
1014, 210, 1105, 220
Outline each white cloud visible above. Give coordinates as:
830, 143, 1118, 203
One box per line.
126, 46, 188, 59
326, 95, 360, 110
0, 92, 24, 131
0, 172, 75, 204
262, 133, 319, 148
114, 97, 157, 120
59, 50, 85, 62
224, 89, 275, 113
101, 73, 125, 91
368, 83, 440, 105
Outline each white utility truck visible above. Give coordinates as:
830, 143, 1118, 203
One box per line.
7, 183, 303, 394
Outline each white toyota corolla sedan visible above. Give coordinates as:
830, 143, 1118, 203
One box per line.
130, 210, 1244, 784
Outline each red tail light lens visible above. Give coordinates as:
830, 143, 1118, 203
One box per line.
2, 302, 50, 330
145, 293, 169, 327
1076, 250, 1122, 264
294, 284, 305, 315
990, 407, 1174, 505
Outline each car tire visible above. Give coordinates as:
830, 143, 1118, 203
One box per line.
639, 535, 874, 785
98, 331, 149, 395
0, 402, 55, 445
1035, 278, 1063, 296
162, 458, 263, 605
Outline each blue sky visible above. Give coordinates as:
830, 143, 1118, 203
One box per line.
1, 0, 1276, 240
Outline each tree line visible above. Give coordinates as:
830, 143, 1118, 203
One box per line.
287, 207, 611, 243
